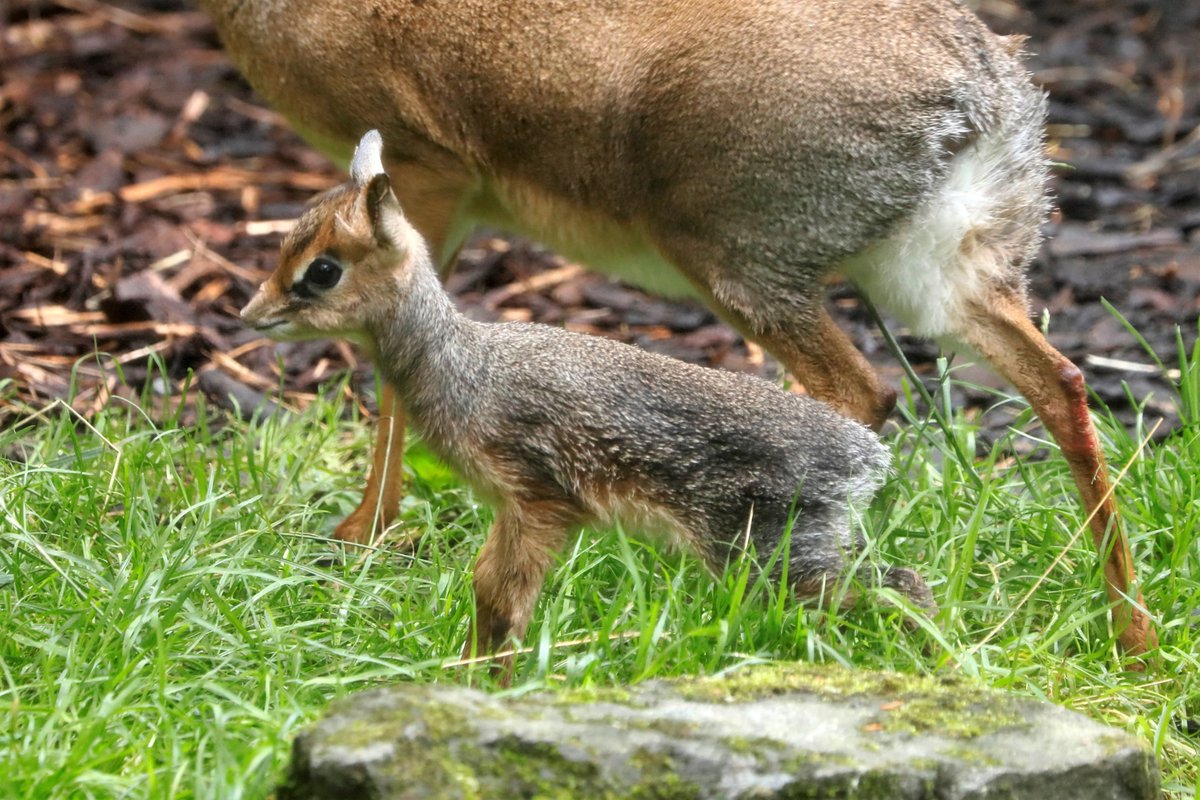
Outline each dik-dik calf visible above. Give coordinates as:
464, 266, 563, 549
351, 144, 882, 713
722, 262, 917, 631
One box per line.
242, 131, 935, 675
205, 0, 1154, 656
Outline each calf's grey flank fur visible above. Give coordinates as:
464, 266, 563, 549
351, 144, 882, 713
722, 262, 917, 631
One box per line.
241, 131, 934, 674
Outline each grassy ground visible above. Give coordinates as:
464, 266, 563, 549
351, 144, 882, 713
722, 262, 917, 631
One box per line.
1, 332, 1198, 799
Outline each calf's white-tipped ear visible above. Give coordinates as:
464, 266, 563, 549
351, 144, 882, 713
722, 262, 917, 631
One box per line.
366, 173, 409, 249
350, 129, 386, 186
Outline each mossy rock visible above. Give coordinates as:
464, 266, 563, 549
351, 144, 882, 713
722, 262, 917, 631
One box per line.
279, 664, 1158, 800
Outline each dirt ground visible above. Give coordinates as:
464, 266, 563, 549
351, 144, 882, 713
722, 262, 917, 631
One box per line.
3, 0, 1199, 445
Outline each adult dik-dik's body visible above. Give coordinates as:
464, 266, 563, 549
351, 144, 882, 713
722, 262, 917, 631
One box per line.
202, 0, 1155, 655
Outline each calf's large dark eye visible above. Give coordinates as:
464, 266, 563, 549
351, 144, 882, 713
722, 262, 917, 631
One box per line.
305, 257, 342, 289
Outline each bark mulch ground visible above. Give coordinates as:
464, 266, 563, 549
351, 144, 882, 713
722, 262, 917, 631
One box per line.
3, 0, 1199, 445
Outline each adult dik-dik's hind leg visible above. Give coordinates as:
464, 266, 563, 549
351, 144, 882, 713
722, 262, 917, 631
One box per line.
957, 290, 1156, 658
752, 308, 898, 432
675, 242, 1153, 658
691, 286, 897, 430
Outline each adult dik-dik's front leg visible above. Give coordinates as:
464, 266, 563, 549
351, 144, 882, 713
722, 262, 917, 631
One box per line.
333, 383, 406, 544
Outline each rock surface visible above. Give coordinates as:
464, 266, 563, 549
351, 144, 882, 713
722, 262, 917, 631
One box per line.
278, 664, 1158, 800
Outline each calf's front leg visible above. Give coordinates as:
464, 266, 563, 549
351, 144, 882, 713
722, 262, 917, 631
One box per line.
463, 502, 572, 684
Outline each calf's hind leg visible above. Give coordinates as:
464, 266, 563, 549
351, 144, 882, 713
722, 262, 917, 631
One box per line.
786, 532, 938, 618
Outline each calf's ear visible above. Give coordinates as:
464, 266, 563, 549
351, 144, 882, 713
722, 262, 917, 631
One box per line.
366, 173, 408, 251
350, 129, 386, 186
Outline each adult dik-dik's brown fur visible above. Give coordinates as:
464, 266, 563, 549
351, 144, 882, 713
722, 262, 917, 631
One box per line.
204, 0, 1155, 656
241, 130, 935, 676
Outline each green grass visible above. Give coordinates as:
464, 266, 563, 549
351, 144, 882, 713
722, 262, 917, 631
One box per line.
1, 333, 1198, 799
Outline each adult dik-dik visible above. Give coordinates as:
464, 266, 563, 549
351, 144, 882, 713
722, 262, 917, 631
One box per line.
201, 0, 1155, 656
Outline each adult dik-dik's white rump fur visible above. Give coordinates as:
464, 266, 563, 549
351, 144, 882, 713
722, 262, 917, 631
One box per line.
205, 0, 1155, 656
